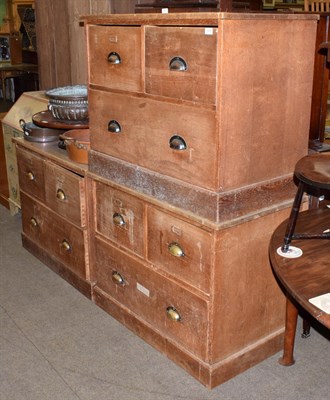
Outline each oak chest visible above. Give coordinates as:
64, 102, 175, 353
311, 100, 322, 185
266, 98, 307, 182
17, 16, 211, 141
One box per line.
15, 139, 92, 298
86, 12, 317, 388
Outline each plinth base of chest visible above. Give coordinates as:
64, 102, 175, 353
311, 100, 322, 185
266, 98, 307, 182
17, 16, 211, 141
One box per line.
93, 287, 284, 389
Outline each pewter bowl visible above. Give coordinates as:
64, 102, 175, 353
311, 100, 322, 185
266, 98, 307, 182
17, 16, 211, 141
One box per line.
46, 85, 88, 121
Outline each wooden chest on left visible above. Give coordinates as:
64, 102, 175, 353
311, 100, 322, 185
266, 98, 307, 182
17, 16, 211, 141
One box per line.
14, 138, 92, 298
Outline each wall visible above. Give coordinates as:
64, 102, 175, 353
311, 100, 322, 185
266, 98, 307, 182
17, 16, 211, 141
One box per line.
35, 0, 139, 90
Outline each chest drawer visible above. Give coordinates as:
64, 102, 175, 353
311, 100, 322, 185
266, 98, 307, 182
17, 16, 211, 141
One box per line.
147, 206, 213, 294
145, 26, 217, 104
93, 237, 208, 359
17, 146, 45, 202
21, 192, 88, 279
89, 89, 218, 190
45, 162, 87, 227
88, 25, 142, 92
93, 180, 145, 257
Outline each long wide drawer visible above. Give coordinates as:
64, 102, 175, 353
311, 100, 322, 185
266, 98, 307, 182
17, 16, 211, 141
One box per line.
93, 237, 209, 360
20, 192, 88, 279
89, 89, 218, 190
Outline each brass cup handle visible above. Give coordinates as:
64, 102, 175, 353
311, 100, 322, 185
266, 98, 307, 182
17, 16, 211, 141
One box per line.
169, 56, 187, 71
60, 239, 71, 252
166, 306, 181, 322
169, 135, 187, 151
27, 171, 35, 181
168, 242, 185, 258
113, 212, 125, 226
56, 189, 66, 201
112, 271, 125, 285
108, 51, 121, 64
29, 217, 38, 228
108, 120, 122, 134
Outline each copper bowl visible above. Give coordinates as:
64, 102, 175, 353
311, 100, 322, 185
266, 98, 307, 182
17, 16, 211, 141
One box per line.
46, 85, 88, 121
19, 119, 63, 143
59, 129, 90, 164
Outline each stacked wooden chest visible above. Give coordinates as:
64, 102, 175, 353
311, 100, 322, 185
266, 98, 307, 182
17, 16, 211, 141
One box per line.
83, 12, 317, 388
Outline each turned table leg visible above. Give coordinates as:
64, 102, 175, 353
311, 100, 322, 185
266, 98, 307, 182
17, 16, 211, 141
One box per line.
279, 297, 298, 366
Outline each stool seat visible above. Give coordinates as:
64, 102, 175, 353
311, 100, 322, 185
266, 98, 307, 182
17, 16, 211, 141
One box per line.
281, 152, 330, 254
295, 153, 330, 190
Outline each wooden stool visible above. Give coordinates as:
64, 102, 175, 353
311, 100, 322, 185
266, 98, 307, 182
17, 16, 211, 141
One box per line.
281, 152, 330, 254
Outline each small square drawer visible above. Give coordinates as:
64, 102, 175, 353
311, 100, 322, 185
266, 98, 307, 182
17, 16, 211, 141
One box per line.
45, 162, 87, 227
89, 89, 218, 190
16, 146, 45, 202
94, 180, 145, 257
88, 25, 142, 92
145, 26, 217, 104
93, 238, 209, 360
21, 192, 88, 279
147, 206, 213, 294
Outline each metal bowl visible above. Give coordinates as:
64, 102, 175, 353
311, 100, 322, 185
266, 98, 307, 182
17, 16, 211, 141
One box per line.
19, 119, 63, 143
46, 85, 88, 121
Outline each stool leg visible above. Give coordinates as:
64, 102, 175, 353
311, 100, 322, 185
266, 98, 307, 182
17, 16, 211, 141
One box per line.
302, 318, 311, 338
282, 181, 305, 252
279, 297, 298, 366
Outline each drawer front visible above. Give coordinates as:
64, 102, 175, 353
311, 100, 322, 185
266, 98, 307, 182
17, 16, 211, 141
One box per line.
94, 180, 145, 257
17, 146, 45, 202
90, 89, 218, 190
88, 25, 142, 92
145, 26, 217, 104
93, 237, 208, 359
45, 162, 86, 227
21, 192, 87, 279
147, 207, 213, 294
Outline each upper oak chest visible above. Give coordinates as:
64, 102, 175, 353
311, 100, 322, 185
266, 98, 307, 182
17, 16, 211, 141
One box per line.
86, 13, 318, 223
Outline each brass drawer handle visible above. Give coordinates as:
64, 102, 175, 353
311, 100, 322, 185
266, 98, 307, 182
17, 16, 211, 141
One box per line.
27, 171, 35, 181
108, 120, 122, 134
113, 212, 125, 226
112, 271, 125, 285
56, 189, 66, 201
168, 242, 185, 258
108, 51, 121, 64
169, 135, 187, 151
166, 306, 181, 322
29, 217, 38, 228
60, 239, 71, 252
169, 56, 187, 71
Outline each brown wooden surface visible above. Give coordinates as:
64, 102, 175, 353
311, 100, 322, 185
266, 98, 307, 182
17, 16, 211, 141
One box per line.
294, 151, 330, 189
269, 208, 330, 328
0, 113, 9, 209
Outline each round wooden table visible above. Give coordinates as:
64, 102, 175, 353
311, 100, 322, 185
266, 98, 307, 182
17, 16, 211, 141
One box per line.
269, 207, 330, 366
